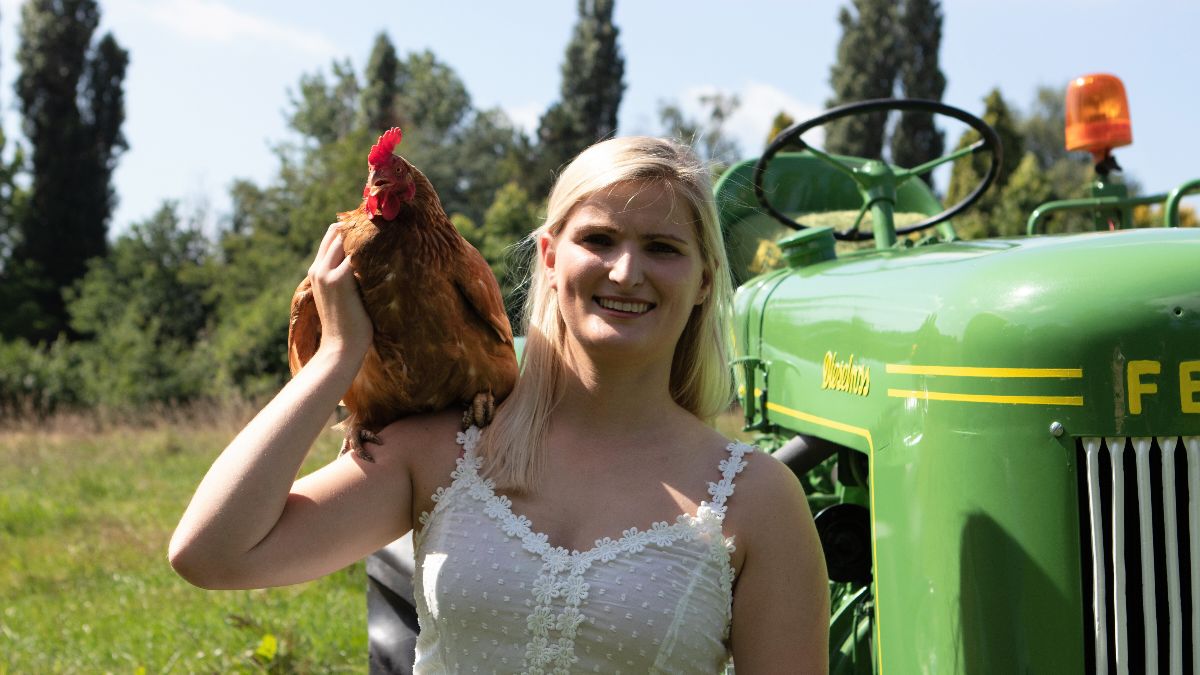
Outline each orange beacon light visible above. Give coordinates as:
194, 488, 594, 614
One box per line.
1065, 73, 1132, 163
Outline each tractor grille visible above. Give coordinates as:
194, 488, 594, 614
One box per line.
1077, 436, 1200, 675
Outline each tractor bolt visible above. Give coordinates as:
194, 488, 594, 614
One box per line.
1049, 421, 1065, 438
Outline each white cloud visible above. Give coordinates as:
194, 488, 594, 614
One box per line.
678, 82, 825, 156
142, 0, 337, 58
502, 101, 546, 137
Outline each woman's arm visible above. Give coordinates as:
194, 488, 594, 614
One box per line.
168, 225, 412, 589
729, 454, 831, 674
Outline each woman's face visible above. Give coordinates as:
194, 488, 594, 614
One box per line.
540, 180, 710, 367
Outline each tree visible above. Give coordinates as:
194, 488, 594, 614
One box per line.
395, 49, 472, 138
65, 203, 216, 407
824, 0, 898, 158
890, 0, 945, 183
14, 0, 127, 342
360, 33, 400, 133
766, 111, 796, 148
945, 89, 1024, 211
535, 0, 625, 194
290, 59, 360, 145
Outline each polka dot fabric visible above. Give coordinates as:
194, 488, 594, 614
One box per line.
412, 426, 754, 674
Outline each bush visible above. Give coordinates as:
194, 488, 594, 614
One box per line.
0, 337, 87, 418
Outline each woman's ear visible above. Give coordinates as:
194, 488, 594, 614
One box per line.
695, 269, 712, 306
538, 233, 557, 289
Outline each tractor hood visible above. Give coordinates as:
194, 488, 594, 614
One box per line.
734, 227, 1200, 443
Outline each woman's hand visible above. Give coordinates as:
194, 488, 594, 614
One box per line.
310, 223, 373, 358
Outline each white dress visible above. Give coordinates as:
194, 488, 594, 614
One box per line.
412, 426, 755, 674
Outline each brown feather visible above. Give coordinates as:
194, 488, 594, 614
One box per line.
285, 153, 519, 446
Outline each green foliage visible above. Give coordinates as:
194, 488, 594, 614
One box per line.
535, 0, 625, 195
63, 203, 217, 409
483, 183, 542, 323
767, 111, 796, 147
0, 337, 86, 416
289, 59, 360, 145
14, 0, 127, 341
947, 87, 1098, 239
825, 0, 898, 158
0, 203, 222, 416
396, 49, 473, 138
945, 89, 1024, 218
69, 203, 210, 343
890, 0, 945, 184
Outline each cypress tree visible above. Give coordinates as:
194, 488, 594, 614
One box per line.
890, 0, 945, 183
535, 0, 625, 193
824, 0, 898, 159
360, 33, 401, 134
15, 0, 127, 341
945, 88, 1024, 210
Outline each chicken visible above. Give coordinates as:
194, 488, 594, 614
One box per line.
287, 127, 519, 461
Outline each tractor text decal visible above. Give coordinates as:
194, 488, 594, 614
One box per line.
1127, 359, 1200, 414
822, 351, 870, 397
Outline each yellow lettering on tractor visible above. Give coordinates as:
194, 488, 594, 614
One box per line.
1127, 360, 1161, 415
822, 351, 870, 397
1181, 360, 1200, 413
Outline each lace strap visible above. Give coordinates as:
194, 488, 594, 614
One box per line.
416, 425, 488, 544
706, 441, 754, 518
456, 424, 483, 459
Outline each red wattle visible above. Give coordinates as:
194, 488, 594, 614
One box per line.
381, 193, 400, 220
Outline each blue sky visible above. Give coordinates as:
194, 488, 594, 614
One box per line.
0, 0, 1196, 235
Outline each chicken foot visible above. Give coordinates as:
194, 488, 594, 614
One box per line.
338, 424, 382, 463
461, 391, 496, 430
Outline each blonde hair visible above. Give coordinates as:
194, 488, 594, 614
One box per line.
478, 136, 734, 493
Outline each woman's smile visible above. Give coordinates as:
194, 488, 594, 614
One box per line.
594, 296, 655, 315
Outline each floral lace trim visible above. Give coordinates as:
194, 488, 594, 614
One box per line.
418, 426, 753, 672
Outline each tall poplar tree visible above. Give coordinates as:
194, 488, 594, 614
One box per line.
535, 0, 625, 194
890, 0, 945, 183
824, 0, 898, 159
15, 0, 127, 341
360, 33, 401, 134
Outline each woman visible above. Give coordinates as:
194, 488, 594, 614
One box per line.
170, 136, 829, 673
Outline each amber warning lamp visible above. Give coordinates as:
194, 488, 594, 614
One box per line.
1065, 73, 1133, 167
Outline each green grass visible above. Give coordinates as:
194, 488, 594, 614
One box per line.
0, 406, 754, 673
0, 414, 366, 674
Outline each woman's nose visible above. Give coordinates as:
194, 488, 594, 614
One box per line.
608, 248, 643, 287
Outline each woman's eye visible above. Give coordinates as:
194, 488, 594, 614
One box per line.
649, 241, 681, 254
582, 233, 612, 246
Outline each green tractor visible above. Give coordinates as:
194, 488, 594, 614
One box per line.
717, 75, 1200, 674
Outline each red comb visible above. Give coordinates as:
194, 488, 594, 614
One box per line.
368, 127, 403, 166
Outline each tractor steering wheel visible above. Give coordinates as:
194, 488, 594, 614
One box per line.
753, 99, 1002, 240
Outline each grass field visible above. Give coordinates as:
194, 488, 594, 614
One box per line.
0, 409, 366, 674
0, 406, 755, 673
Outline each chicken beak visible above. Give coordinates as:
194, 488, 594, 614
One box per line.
365, 167, 393, 197
368, 178, 392, 197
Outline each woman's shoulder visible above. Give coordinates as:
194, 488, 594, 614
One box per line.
720, 435, 812, 546
373, 409, 466, 500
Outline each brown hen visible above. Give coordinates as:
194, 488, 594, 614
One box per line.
287, 127, 519, 461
